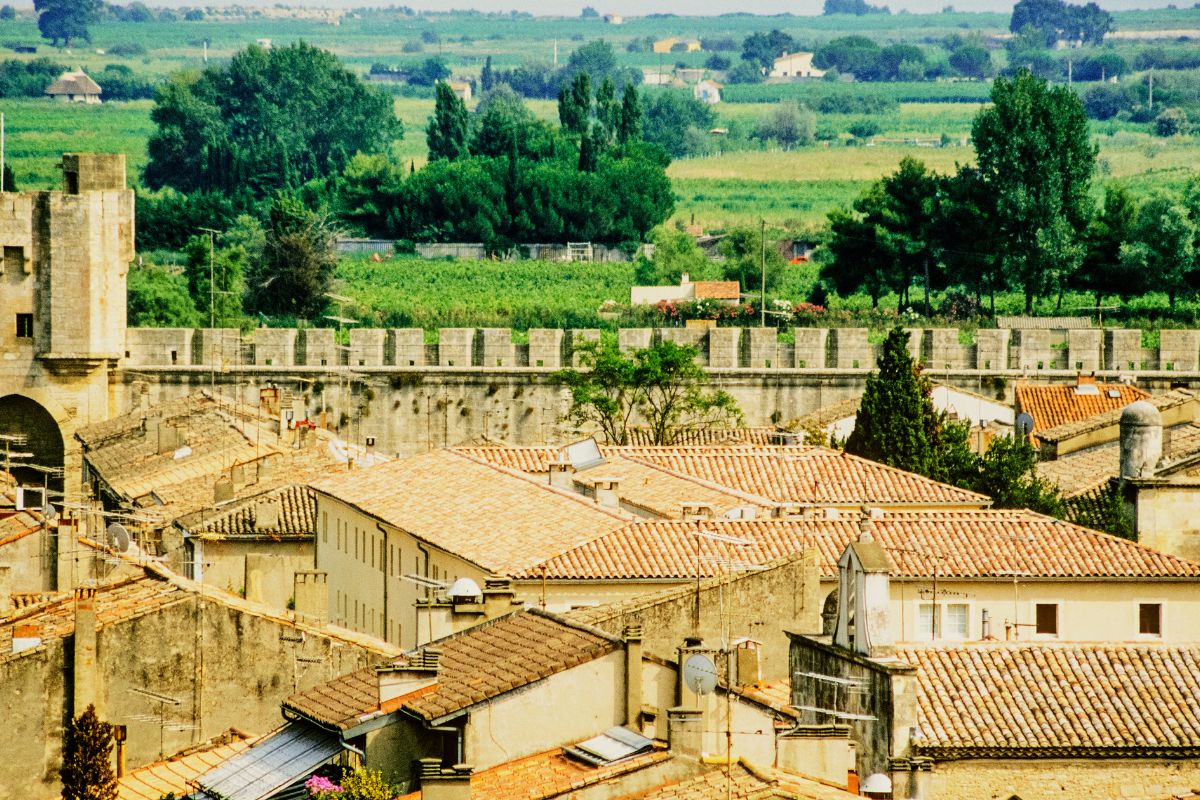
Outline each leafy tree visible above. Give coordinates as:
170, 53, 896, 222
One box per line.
1120, 194, 1197, 309
562, 39, 637, 89
558, 72, 592, 135
145, 43, 401, 198
61, 705, 116, 800
0, 4, 15, 18
617, 85, 643, 144
814, 36, 882, 79
127, 262, 201, 327
948, 43, 993, 78
821, 198, 891, 308
408, 56, 451, 87
974, 434, 1064, 516
472, 86, 556, 159
972, 69, 1095, 312
754, 102, 815, 149
876, 157, 941, 314
741, 29, 796, 72
555, 339, 742, 446
251, 195, 339, 318
933, 165, 1004, 314
1081, 83, 1131, 120
427, 81, 471, 161
719, 226, 784, 292
1009, 0, 1112, 46
635, 226, 714, 286
185, 234, 246, 328
642, 89, 716, 157
726, 61, 765, 85
581, 5, 599, 17
34, 0, 100, 46
1154, 108, 1188, 137
1066, 481, 1133, 540
1077, 184, 1141, 306
823, 0, 889, 14
704, 54, 731, 71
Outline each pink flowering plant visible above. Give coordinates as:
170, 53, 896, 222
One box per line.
306, 775, 343, 798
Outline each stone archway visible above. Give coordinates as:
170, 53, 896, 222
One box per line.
0, 394, 65, 495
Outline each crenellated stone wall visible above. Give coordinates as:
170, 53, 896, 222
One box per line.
122, 325, 1200, 374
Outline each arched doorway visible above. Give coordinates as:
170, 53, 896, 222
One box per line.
0, 394, 65, 496
821, 590, 838, 635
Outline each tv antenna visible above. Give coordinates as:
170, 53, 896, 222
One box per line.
789, 671, 877, 723
127, 686, 194, 759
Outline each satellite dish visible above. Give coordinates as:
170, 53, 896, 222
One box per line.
1015, 412, 1035, 437
42, 503, 59, 525
682, 653, 718, 696
106, 523, 131, 554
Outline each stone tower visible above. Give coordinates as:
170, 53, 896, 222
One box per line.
0, 153, 133, 542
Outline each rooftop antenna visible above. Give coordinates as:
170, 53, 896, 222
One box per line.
789, 671, 877, 723
402, 573, 450, 645
127, 686, 191, 759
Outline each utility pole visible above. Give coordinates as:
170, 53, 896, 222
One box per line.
1, 112, 5, 192
199, 227, 220, 391
759, 219, 766, 328
1148, 70, 1154, 111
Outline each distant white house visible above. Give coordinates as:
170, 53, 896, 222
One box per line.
255, 37, 273, 49
770, 51, 825, 79
446, 80, 472, 102
44, 70, 102, 103
693, 79, 722, 104
603, 12, 623, 23
630, 273, 742, 306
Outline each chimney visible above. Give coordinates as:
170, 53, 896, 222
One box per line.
214, 478, 234, 504
624, 625, 643, 731
548, 460, 576, 491
254, 501, 280, 531
667, 707, 703, 760
378, 649, 441, 704
680, 502, 713, 521
1120, 401, 1163, 480
418, 759, 472, 800
482, 576, 517, 619
681, 272, 691, 285
293, 570, 329, 625
0, 564, 11, 616
593, 478, 621, 510
73, 587, 98, 715
113, 725, 127, 778
244, 555, 266, 604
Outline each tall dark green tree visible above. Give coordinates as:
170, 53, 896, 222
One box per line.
617, 85, 642, 144
845, 327, 936, 474
933, 166, 1003, 314
427, 80, 471, 161
480, 55, 495, 91
61, 705, 116, 800
184, 234, 246, 328
34, 0, 100, 45
558, 72, 592, 135
974, 434, 1064, 516
249, 194, 339, 318
972, 69, 1095, 313
1120, 194, 1197, 309
2, 164, 16, 192
1078, 184, 1141, 307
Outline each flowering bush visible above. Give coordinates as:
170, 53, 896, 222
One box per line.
306, 775, 343, 798
654, 299, 758, 324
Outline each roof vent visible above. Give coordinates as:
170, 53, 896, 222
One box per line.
1107, 388, 1122, 398
214, 478, 234, 504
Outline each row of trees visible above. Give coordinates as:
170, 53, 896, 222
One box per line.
822, 69, 1116, 315
329, 79, 673, 249
0, 58, 155, 100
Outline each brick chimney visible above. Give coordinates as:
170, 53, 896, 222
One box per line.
482, 577, 517, 619
548, 460, 576, 491
624, 625, 643, 731
667, 707, 703, 759
418, 759, 472, 800
292, 570, 329, 625
73, 587, 99, 715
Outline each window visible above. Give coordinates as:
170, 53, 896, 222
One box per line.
16, 313, 33, 339
3, 245, 26, 273
1035, 603, 1058, 636
918, 603, 969, 640
1139, 603, 1162, 636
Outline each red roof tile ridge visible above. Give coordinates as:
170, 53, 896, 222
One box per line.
0, 520, 42, 548
616, 453, 783, 508
1010, 507, 1200, 568
829, 449, 992, 505
523, 605, 626, 645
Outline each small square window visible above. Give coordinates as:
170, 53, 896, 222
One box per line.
1139, 603, 1162, 636
15, 313, 33, 339
3, 245, 25, 274
1035, 603, 1058, 636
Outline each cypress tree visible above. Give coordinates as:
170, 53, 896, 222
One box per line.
61, 705, 117, 800
426, 82, 470, 162
845, 326, 934, 475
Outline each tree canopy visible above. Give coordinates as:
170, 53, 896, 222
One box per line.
1009, 0, 1113, 46
61, 705, 116, 800
144, 42, 401, 198
555, 339, 742, 445
34, 0, 100, 46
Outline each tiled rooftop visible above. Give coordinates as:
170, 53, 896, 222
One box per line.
284, 609, 621, 728
616, 448, 989, 506
734, 678, 797, 721
0, 507, 42, 548
117, 730, 256, 800
1036, 388, 1199, 444
693, 280, 742, 300
900, 643, 1200, 756
400, 743, 671, 800
628, 759, 862, 800
310, 450, 628, 575
458, 446, 989, 508
514, 510, 1200, 581
1038, 422, 1200, 497
77, 394, 356, 529
1016, 379, 1149, 437
176, 484, 316, 540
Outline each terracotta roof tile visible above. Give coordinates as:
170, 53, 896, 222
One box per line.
118, 731, 256, 800
1038, 422, 1200, 497
310, 451, 628, 575
458, 446, 988, 507
177, 484, 315, 540
1037, 389, 1199, 444
515, 510, 1200, 581
1016, 380, 1149, 437
284, 609, 621, 729
631, 761, 791, 800
692, 281, 742, 300
899, 643, 1200, 756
